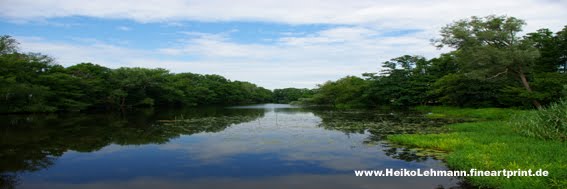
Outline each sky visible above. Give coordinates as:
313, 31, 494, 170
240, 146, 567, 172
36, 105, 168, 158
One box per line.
0, 0, 565, 89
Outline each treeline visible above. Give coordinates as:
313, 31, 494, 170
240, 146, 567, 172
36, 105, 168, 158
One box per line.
298, 15, 567, 109
0, 36, 272, 113
272, 88, 314, 103
2, 15, 566, 113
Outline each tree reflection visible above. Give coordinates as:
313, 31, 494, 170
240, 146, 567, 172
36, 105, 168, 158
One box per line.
311, 109, 462, 162
312, 109, 457, 136
0, 107, 264, 189
382, 146, 429, 162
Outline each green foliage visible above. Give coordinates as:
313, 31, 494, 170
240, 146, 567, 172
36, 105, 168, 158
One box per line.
0, 47, 60, 112
307, 16, 566, 109
108, 67, 172, 107
273, 88, 313, 103
509, 100, 567, 141
0, 79, 55, 112
436, 15, 545, 108
389, 120, 567, 189
0, 35, 273, 113
431, 74, 505, 107
0, 35, 19, 55
365, 55, 434, 106
526, 73, 567, 105
65, 63, 113, 108
310, 76, 368, 108
2, 16, 567, 111
558, 27, 567, 73
416, 106, 524, 120
526, 26, 567, 74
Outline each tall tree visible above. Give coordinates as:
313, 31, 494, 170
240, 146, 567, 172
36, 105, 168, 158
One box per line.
365, 55, 434, 106
435, 15, 542, 108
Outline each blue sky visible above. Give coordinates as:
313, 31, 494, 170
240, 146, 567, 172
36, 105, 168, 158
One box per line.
0, 0, 565, 89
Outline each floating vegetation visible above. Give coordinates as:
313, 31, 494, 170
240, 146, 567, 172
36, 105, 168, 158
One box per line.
384, 143, 448, 161
315, 110, 463, 140
157, 114, 263, 134
311, 110, 465, 164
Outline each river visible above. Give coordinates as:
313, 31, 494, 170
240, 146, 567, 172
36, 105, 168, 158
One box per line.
0, 104, 467, 189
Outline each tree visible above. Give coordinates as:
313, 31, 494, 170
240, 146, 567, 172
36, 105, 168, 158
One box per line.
0, 37, 59, 113
435, 15, 543, 108
0, 35, 275, 113
311, 76, 368, 108
553, 26, 567, 73
65, 63, 113, 108
525, 26, 567, 74
0, 35, 18, 55
431, 74, 505, 107
273, 88, 313, 103
365, 55, 434, 106
109, 67, 172, 108
525, 29, 560, 73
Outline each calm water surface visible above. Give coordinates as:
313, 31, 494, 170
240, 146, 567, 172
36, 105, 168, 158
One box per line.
1, 104, 466, 189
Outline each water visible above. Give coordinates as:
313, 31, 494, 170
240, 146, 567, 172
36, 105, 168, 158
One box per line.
1, 104, 466, 189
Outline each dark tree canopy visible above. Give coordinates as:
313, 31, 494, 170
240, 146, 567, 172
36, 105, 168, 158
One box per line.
0, 35, 274, 113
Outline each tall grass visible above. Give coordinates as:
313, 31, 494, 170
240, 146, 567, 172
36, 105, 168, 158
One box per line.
509, 100, 567, 141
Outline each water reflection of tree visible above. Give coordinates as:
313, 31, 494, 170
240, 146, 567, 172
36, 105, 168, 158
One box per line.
310, 109, 462, 162
382, 146, 428, 162
0, 108, 264, 189
312, 109, 457, 137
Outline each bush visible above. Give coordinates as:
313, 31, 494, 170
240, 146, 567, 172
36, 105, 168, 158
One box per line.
509, 100, 567, 141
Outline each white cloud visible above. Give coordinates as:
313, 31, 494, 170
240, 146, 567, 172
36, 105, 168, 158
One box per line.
5, 0, 566, 89
12, 25, 455, 89
17, 36, 152, 68
117, 26, 131, 31
0, 0, 565, 31
158, 111, 390, 171
60, 26, 441, 88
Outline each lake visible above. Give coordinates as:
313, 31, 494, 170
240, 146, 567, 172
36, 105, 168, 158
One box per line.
1, 104, 467, 189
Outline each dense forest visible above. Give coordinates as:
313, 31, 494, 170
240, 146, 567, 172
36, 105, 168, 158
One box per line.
1, 15, 566, 113
0, 37, 272, 113
299, 15, 567, 109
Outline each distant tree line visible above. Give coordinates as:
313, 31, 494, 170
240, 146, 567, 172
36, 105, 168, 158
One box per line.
272, 88, 314, 103
301, 15, 567, 109
0, 36, 272, 113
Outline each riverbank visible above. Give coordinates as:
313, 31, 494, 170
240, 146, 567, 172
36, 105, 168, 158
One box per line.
388, 106, 567, 189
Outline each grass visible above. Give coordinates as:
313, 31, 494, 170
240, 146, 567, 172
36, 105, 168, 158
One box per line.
388, 106, 567, 189
415, 106, 524, 120
509, 100, 567, 141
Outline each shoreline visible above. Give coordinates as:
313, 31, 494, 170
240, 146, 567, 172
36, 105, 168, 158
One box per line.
387, 107, 567, 189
